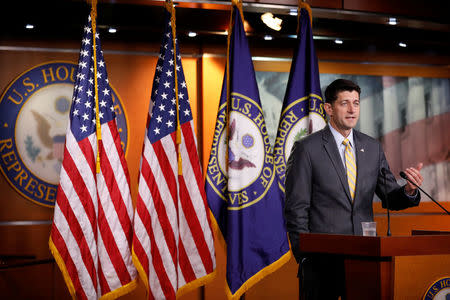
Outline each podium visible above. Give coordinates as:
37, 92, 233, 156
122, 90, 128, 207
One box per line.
299, 233, 450, 300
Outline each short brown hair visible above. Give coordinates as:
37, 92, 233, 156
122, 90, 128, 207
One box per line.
324, 79, 361, 104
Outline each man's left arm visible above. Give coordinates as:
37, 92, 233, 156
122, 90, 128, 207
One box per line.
375, 146, 423, 210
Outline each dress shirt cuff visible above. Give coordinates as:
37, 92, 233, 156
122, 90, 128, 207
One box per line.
403, 186, 418, 199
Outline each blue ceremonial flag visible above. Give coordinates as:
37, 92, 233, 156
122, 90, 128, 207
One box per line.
205, 1, 291, 299
274, 4, 326, 192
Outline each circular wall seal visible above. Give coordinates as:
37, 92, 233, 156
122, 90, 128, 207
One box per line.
0, 61, 129, 207
423, 277, 450, 300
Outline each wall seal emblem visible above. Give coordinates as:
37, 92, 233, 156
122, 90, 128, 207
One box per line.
424, 277, 450, 300
0, 61, 129, 207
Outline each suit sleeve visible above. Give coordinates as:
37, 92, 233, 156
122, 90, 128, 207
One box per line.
375, 144, 421, 210
284, 140, 312, 263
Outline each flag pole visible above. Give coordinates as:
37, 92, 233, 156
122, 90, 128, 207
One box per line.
91, 0, 102, 174
225, 0, 243, 173
231, 3, 247, 300
225, 1, 232, 174
167, 0, 183, 176
167, 0, 182, 294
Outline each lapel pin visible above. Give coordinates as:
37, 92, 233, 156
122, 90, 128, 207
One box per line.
360, 149, 364, 152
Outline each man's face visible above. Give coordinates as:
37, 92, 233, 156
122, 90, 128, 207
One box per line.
324, 90, 360, 134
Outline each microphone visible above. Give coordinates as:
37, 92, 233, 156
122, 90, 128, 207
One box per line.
400, 171, 450, 215
381, 168, 391, 236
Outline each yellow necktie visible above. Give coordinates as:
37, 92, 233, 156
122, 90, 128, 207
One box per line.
343, 138, 357, 200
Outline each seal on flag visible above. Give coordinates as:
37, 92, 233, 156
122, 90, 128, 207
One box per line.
273, 94, 326, 191
207, 92, 275, 210
0, 61, 128, 207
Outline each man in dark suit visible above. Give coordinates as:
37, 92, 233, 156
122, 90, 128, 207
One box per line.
284, 79, 423, 300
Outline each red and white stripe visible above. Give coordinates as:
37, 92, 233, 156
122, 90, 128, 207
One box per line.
133, 120, 215, 300
50, 120, 137, 299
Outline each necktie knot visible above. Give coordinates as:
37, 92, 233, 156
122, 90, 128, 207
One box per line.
343, 138, 350, 147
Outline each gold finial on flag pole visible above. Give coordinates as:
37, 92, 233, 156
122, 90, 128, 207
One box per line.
298, 0, 313, 34
91, 0, 102, 174
232, 0, 244, 23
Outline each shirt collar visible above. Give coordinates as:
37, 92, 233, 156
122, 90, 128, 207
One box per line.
329, 124, 355, 148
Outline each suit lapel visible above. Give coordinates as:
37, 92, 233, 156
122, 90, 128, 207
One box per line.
322, 126, 352, 202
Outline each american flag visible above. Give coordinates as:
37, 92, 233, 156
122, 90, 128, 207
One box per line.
49, 13, 137, 299
132, 4, 215, 299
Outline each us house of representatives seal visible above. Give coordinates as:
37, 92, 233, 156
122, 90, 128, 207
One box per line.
273, 94, 326, 191
0, 61, 129, 207
424, 277, 450, 300
207, 92, 276, 210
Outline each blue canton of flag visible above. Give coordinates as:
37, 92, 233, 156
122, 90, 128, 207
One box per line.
205, 3, 291, 299
71, 20, 115, 138
147, 26, 191, 142
273, 5, 326, 192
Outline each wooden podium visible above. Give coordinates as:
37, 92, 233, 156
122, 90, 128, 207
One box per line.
299, 233, 450, 300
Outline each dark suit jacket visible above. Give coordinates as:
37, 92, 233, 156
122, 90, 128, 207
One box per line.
284, 125, 420, 263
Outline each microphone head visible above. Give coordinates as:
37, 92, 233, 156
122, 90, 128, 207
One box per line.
399, 171, 407, 179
